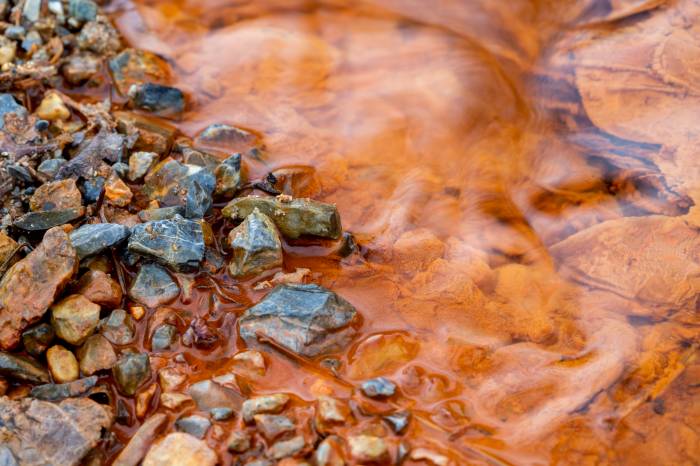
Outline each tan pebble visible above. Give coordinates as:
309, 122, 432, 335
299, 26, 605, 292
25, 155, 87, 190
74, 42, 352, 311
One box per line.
136, 383, 157, 418
36, 92, 71, 121
46, 345, 79, 383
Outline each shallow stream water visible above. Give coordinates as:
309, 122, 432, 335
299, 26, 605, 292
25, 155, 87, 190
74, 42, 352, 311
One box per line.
103, 1, 700, 464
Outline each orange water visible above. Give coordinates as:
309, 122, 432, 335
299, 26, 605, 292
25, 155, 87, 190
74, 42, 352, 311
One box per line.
105, 1, 700, 464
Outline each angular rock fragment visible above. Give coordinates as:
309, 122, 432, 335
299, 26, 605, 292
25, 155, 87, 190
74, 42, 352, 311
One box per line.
151, 324, 178, 350
316, 395, 350, 429
0, 226, 77, 349
114, 111, 176, 155
143, 159, 215, 219
0, 352, 49, 383
128, 216, 205, 271
254, 414, 295, 441
47, 345, 79, 383
30, 376, 98, 401
68, 0, 98, 23
223, 195, 342, 239
113, 352, 151, 396
0, 231, 17, 274
239, 284, 359, 358
142, 432, 217, 466
30, 179, 82, 211
314, 436, 347, 466
70, 223, 130, 259
128, 263, 180, 307
195, 123, 259, 153
51, 294, 100, 345
128, 83, 184, 119
35, 92, 70, 121
268, 436, 306, 460
22, 323, 54, 357
57, 130, 126, 180
160, 392, 192, 410
0, 94, 26, 129
104, 173, 133, 207
232, 350, 266, 376
99, 309, 135, 345
227, 430, 251, 453
37, 158, 66, 179
78, 20, 121, 54
383, 410, 411, 434
242, 393, 289, 423
128, 151, 157, 181
175, 414, 211, 439
215, 153, 242, 197
0, 397, 113, 466
109, 48, 171, 95
77, 270, 122, 308
228, 208, 283, 277
77, 334, 116, 375
550, 216, 700, 308
13, 208, 84, 231
210, 407, 234, 420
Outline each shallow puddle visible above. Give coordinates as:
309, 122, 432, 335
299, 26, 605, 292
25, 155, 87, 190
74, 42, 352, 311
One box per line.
95, 0, 700, 464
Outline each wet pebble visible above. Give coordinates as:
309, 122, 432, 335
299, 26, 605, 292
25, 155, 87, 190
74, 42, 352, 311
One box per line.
77, 334, 116, 375
232, 350, 266, 376
128, 151, 157, 181
0, 94, 26, 129
77, 270, 122, 308
62, 53, 101, 84
210, 407, 234, 421
268, 436, 306, 460
51, 294, 100, 345
37, 158, 67, 179
360, 377, 396, 399
104, 173, 133, 207
30, 375, 97, 401
46, 345, 79, 383
160, 392, 192, 410
254, 414, 295, 441
113, 352, 151, 396
227, 430, 251, 453
409, 448, 450, 466
14, 208, 84, 231
30, 179, 82, 212
128, 215, 205, 271
314, 436, 347, 466
0, 352, 49, 383
214, 153, 242, 197
188, 379, 241, 411
348, 435, 389, 464
109, 48, 171, 95
99, 309, 136, 345
81, 176, 105, 203
129, 263, 180, 308
151, 324, 178, 351
78, 20, 121, 54
143, 159, 215, 219
195, 123, 258, 153
68, 0, 97, 23
70, 223, 130, 259
242, 393, 290, 423
228, 208, 282, 277
175, 414, 211, 439
128, 83, 184, 119
383, 410, 411, 434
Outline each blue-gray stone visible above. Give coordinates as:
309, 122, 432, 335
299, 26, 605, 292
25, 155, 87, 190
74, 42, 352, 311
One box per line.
128, 83, 184, 119
210, 407, 234, 421
128, 215, 204, 271
383, 410, 410, 433
21, 0, 41, 22
21, 30, 41, 52
6, 165, 32, 183
13, 208, 83, 231
112, 162, 129, 179
112, 352, 150, 396
239, 284, 359, 358
70, 223, 130, 259
30, 376, 98, 401
0, 94, 27, 129
4, 26, 25, 40
228, 208, 282, 277
129, 263, 179, 308
175, 415, 210, 439
81, 176, 104, 203
143, 159, 215, 219
0, 446, 17, 466
360, 377, 396, 399
37, 158, 66, 179
68, 0, 97, 23
151, 323, 178, 351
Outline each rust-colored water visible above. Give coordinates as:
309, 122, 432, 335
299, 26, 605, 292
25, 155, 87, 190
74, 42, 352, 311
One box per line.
105, 0, 700, 464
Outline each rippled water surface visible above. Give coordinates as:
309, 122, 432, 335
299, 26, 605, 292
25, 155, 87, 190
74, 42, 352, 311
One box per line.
106, 1, 700, 464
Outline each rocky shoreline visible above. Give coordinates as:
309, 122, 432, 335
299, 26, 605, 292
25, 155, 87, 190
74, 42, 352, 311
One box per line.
0, 1, 436, 465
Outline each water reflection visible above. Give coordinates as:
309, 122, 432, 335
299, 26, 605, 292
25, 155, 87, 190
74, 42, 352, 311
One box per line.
109, 0, 699, 464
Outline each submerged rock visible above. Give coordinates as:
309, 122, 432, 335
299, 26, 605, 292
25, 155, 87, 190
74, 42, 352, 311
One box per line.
113, 413, 167, 466
195, 123, 258, 153
70, 223, 130, 259
0, 397, 113, 466
21, 323, 54, 357
113, 352, 151, 396
214, 153, 242, 197
188, 379, 242, 411
128, 216, 205, 271
99, 309, 135, 345
13, 208, 84, 231
0, 226, 77, 350
143, 158, 215, 219
268, 435, 306, 460
242, 393, 289, 423
223, 195, 342, 239
0, 352, 49, 383
239, 284, 359, 358
68, 0, 98, 23
128, 151, 157, 181
30, 376, 98, 401
151, 324, 178, 351
254, 414, 295, 441
129, 263, 180, 307
128, 83, 184, 119
77, 334, 116, 375
30, 179, 82, 212
51, 294, 100, 345
228, 208, 283, 277
142, 432, 217, 466
360, 377, 396, 399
